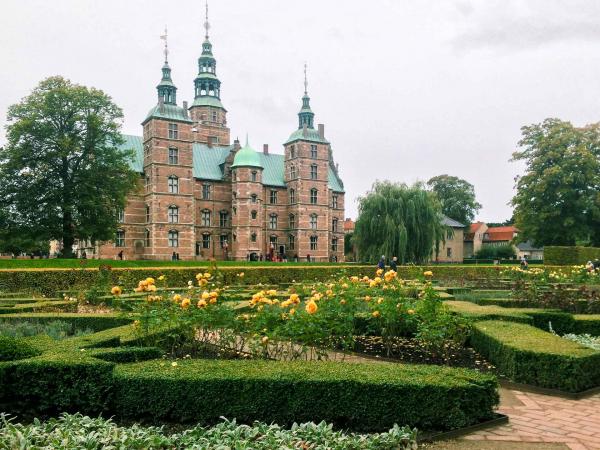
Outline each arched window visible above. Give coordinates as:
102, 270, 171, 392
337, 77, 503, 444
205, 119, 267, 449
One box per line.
250, 232, 257, 242
168, 205, 179, 224
145, 229, 151, 247
310, 214, 318, 230
289, 188, 296, 204
168, 230, 178, 247
310, 164, 317, 179
201, 209, 211, 227
251, 210, 257, 220
289, 214, 296, 229
251, 171, 257, 182
310, 188, 318, 205
290, 165, 297, 179
168, 176, 179, 194
251, 194, 257, 204
269, 214, 278, 230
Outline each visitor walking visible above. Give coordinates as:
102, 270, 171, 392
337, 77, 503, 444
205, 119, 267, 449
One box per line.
390, 256, 398, 272
377, 255, 385, 270
117, 250, 123, 260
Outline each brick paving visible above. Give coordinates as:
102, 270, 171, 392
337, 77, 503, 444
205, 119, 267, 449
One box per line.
460, 388, 600, 449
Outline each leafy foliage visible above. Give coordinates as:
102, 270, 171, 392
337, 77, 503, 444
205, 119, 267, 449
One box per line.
0, 413, 418, 450
0, 76, 138, 257
475, 244, 516, 259
354, 181, 445, 263
427, 174, 481, 226
511, 118, 600, 247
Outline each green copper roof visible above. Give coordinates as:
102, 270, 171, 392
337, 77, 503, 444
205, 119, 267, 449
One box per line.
231, 141, 263, 169
191, 96, 225, 109
143, 103, 193, 124
120, 136, 344, 192
284, 128, 330, 145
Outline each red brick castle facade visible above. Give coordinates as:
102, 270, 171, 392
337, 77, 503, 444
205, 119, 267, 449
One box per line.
96, 14, 345, 261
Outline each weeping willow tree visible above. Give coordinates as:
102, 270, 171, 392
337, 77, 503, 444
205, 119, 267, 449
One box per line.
354, 181, 446, 264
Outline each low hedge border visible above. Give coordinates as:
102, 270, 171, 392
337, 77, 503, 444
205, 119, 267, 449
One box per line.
0, 313, 499, 432
0, 313, 132, 332
470, 321, 600, 393
0, 300, 77, 315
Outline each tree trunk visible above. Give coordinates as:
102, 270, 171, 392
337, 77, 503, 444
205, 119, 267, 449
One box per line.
62, 209, 74, 258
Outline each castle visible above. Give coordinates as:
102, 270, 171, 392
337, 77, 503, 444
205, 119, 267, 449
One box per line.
95, 11, 345, 262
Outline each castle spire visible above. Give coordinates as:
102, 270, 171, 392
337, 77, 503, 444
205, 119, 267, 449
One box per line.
298, 63, 314, 129
304, 62, 308, 95
204, 0, 210, 40
193, 0, 224, 106
156, 26, 177, 105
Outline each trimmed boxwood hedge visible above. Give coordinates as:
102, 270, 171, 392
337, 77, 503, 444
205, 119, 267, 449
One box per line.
470, 321, 600, 392
114, 359, 498, 432
0, 335, 40, 361
0, 313, 499, 432
545, 246, 600, 265
0, 313, 132, 332
573, 315, 600, 336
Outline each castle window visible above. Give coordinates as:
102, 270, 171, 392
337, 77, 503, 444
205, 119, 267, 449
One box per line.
145, 175, 150, 191
168, 176, 179, 194
310, 214, 317, 230
233, 206, 237, 216
310, 235, 318, 251
289, 214, 296, 228
270, 235, 278, 246
251, 171, 257, 182
251, 210, 257, 220
447, 247, 453, 258
289, 188, 296, 204
331, 238, 338, 252
202, 183, 212, 200
145, 205, 150, 223
168, 123, 178, 139
332, 218, 338, 232
288, 234, 295, 250
270, 190, 277, 204
250, 232, 257, 242
168, 230, 178, 248
251, 194, 257, 204
117, 208, 125, 223
202, 233, 211, 249
310, 164, 317, 180
202, 209, 211, 227
115, 229, 125, 247
290, 145, 296, 158
332, 194, 338, 209
212, 110, 217, 122
168, 205, 179, 224
145, 229, 151, 247
168, 148, 178, 165
144, 144, 150, 158
290, 165, 297, 179
269, 214, 278, 230
220, 235, 228, 248
446, 229, 453, 240
219, 211, 229, 227
311, 145, 318, 159
310, 188, 318, 205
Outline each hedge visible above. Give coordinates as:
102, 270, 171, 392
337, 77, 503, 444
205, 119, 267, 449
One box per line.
470, 321, 600, 392
114, 359, 498, 432
0, 313, 132, 332
0, 335, 40, 361
444, 301, 534, 324
545, 246, 600, 266
0, 265, 512, 297
0, 300, 77, 314
573, 315, 600, 336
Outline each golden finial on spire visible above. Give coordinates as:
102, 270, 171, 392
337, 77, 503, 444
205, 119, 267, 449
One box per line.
160, 26, 169, 63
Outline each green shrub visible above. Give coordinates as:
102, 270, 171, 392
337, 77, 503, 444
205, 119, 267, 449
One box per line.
573, 315, 600, 336
545, 246, 600, 265
0, 313, 132, 332
0, 335, 40, 361
113, 359, 498, 432
475, 245, 516, 260
470, 321, 600, 392
444, 301, 534, 324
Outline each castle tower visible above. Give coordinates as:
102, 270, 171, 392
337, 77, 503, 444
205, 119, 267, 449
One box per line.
284, 65, 332, 261
230, 138, 264, 260
142, 29, 195, 260
189, 2, 230, 146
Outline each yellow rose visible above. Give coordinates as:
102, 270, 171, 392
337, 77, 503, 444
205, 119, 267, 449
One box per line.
197, 299, 207, 308
203, 272, 212, 279
376, 268, 384, 276
181, 298, 191, 309
145, 277, 155, 285
261, 336, 269, 345
158, 275, 165, 281
147, 284, 157, 292
289, 293, 299, 303
423, 271, 433, 277
407, 309, 415, 315
110, 286, 122, 296
377, 298, 383, 304
305, 300, 318, 314
133, 320, 140, 328
340, 299, 346, 305
201, 291, 210, 300
173, 294, 182, 303
267, 289, 277, 296
364, 295, 371, 302
289, 308, 296, 315
372, 311, 381, 318
171, 361, 178, 367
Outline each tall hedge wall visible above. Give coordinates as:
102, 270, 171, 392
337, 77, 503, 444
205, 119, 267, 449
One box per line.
544, 246, 600, 265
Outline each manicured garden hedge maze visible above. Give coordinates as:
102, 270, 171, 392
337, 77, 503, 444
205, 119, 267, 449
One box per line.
0, 313, 499, 432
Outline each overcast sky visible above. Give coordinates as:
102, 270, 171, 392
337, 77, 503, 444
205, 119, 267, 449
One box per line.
2, 0, 600, 222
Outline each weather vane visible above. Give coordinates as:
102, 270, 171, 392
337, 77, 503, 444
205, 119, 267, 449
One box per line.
204, 0, 210, 39
304, 62, 308, 94
160, 26, 168, 63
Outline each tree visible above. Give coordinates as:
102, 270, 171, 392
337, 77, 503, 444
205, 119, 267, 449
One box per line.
427, 174, 481, 227
354, 181, 446, 264
475, 244, 516, 260
0, 76, 138, 257
511, 118, 600, 247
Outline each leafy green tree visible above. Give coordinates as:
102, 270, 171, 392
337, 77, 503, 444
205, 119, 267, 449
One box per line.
475, 244, 516, 260
0, 76, 138, 258
511, 118, 600, 246
354, 181, 445, 264
427, 174, 481, 226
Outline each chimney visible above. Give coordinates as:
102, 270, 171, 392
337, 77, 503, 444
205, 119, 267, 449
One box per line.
318, 124, 325, 139
158, 97, 165, 113
302, 123, 308, 138
182, 101, 188, 117
234, 138, 241, 151
263, 144, 269, 154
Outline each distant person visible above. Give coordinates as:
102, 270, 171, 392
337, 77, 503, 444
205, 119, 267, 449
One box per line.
176, 252, 180, 261
306, 254, 311, 263
294, 254, 299, 262
390, 256, 398, 272
377, 255, 385, 270
81, 251, 87, 260
594, 259, 600, 271
171, 252, 177, 261
520, 256, 528, 270
586, 261, 595, 273
118, 250, 124, 260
